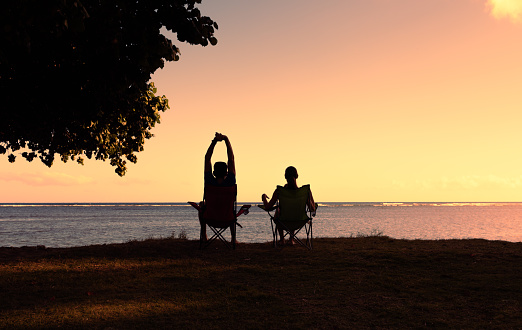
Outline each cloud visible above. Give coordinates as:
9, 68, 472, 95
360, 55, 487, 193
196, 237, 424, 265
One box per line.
0, 172, 94, 186
486, 0, 522, 23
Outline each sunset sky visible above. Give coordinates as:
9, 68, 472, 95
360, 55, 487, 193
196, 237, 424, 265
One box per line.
2, 0, 522, 203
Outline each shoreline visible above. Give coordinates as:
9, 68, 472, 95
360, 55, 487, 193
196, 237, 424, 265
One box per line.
1, 234, 521, 253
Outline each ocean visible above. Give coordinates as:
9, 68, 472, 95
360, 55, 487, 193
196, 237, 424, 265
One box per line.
0, 202, 521, 248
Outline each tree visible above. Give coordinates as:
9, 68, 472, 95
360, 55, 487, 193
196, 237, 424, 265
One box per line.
0, 0, 217, 175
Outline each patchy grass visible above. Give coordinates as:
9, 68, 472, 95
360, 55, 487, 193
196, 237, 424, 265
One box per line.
1, 237, 521, 329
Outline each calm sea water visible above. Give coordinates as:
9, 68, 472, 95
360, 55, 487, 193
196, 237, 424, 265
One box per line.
0, 202, 521, 248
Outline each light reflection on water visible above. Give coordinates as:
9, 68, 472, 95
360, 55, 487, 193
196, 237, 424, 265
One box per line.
0, 203, 521, 247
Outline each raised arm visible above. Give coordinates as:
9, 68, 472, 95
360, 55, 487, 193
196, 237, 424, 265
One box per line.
223, 135, 235, 175
204, 136, 218, 173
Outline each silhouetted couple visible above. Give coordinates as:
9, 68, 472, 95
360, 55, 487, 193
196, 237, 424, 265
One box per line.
201, 132, 315, 245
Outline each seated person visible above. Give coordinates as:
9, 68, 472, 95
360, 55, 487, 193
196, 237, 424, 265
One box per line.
262, 166, 315, 245
199, 132, 236, 241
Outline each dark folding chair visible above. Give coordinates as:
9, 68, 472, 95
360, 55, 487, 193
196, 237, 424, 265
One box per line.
189, 184, 250, 249
258, 184, 317, 250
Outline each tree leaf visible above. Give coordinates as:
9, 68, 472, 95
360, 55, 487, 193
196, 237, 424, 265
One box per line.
0, 0, 218, 175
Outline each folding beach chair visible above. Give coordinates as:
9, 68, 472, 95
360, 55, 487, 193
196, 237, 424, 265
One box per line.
258, 184, 317, 250
189, 184, 250, 249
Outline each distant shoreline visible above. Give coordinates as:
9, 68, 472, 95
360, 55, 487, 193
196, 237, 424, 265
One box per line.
2, 202, 522, 210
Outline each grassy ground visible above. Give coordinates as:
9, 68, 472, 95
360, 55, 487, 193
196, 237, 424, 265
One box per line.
1, 236, 521, 329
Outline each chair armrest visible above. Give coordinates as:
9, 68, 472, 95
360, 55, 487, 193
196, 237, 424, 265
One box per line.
188, 201, 201, 212
257, 204, 278, 212
307, 203, 318, 217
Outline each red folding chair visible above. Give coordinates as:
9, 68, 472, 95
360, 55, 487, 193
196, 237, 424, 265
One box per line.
189, 184, 250, 249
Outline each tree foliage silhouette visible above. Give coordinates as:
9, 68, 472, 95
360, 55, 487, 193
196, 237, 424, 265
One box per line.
0, 0, 217, 175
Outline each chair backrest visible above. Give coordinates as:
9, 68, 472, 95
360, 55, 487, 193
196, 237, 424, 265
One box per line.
202, 184, 237, 228
277, 184, 311, 230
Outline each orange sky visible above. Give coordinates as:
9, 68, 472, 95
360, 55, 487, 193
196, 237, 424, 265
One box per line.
2, 0, 522, 202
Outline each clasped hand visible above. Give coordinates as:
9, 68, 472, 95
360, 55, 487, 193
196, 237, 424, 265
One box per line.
214, 132, 226, 142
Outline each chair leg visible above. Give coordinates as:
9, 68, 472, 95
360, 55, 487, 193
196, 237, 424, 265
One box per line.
202, 224, 238, 249
307, 221, 314, 250
199, 229, 206, 250
270, 218, 278, 248
231, 223, 236, 250
276, 222, 313, 250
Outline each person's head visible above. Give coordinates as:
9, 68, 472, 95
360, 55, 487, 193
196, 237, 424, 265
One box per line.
284, 166, 298, 181
213, 161, 228, 179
